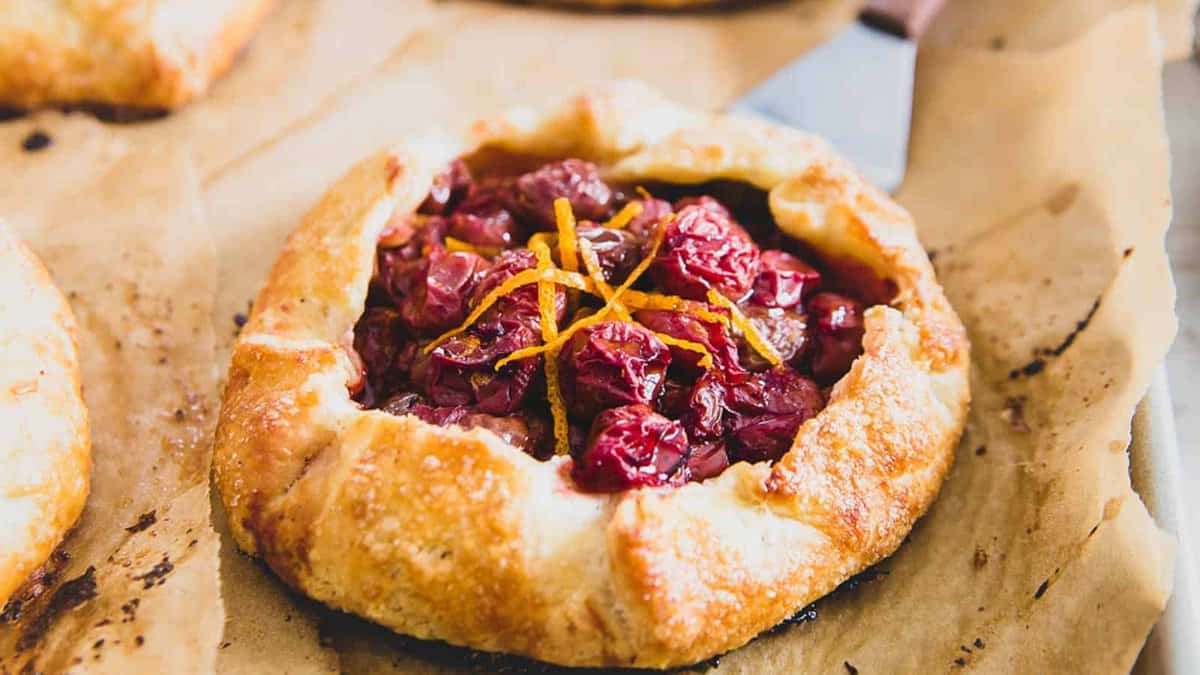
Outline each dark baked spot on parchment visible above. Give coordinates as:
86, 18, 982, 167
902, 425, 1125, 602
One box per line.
1, 549, 71, 623
21, 130, 52, 153
16, 566, 98, 651
133, 555, 174, 590
124, 510, 158, 534
1001, 397, 1029, 432
1009, 297, 1102, 379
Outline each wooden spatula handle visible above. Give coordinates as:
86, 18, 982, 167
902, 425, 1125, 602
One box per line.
862, 0, 946, 39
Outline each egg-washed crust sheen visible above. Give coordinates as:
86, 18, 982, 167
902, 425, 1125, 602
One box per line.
0, 223, 90, 608
0, 0, 277, 109
213, 82, 971, 669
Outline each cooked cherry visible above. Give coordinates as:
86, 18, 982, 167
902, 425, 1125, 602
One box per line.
672, 195, 733, 221
651, 202, 760, 301
413, 325, 540, 413
418, 159, 473, 215
738, 306, 809, 372
633, 307, 744, 376
409, 403, 470, 426
572, 404, 689, 492
473, 361, 540, 416
447, 184, 521, 249
655, 379, 691, 418
513, 159, 614, 230
574, 225, 642, 283
378, 391, 422, 416
625, 198, 674, 243
381, 216, 449, 262
398, 247, 489, 336
354, 307, 405, 380
558, 321, 671, 418
681, 370, 727, 441
751, 250, 820, 309
686, 441, 730, 482
725, 367, 823, 463
352, 307, 406, 405
819, 255, 896, 306
454, 412, 544, 454
807, 292, 866, 384
471, 249, 566, 333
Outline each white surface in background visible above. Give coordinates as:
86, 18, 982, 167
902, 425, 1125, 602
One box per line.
1164, 59, 1199, 575
1156, 56, 1200, 671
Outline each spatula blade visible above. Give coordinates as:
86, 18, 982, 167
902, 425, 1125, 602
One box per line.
729, 21, 916, 192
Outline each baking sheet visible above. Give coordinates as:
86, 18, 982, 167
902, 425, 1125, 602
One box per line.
0, 0, 1187, 672
1131, 371, 1198, 675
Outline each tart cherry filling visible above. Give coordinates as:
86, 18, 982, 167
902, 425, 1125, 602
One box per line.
352, 158, 893, 492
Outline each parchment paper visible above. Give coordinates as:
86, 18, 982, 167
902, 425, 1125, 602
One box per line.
929, 0, 1197, 58
0, 0, 1183, 672
0, 119, 223, 673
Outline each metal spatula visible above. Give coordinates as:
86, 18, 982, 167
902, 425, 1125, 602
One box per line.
730, 0, 946, 192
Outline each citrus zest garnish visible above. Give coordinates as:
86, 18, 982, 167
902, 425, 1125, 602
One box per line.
527, 231, 555, 250
531, 241, 570, 456
493, 216, 669, 371
601, 201, 643, 229
545, 269, 596, 294
444, 236, 500, 259
706, 289, 781, 366
578, 240, 631, 321
531, 242, 559, 340
621, 291, 732, 328
444, 236, 477, 254
553, 198, 579, 274
635, 186, 653, 200
654, 334, 714, 369
423, 267, 543, 354
494, 311, 611, 370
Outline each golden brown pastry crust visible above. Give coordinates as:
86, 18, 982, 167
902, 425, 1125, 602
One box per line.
213, 82, 970, 669
0, 223, 90, 608
0, 0, 277, 109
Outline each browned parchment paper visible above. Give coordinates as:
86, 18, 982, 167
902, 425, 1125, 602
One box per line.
193, 2, 1178, 673
0, 118, 223, 673
0, 0, 1181, 672
930, 0, 1197, 58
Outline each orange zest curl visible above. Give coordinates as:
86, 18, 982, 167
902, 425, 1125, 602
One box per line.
553, 198, 579, 274
706, 289, 781, 366
621, 291, 733, 328
493, 215, 670, 371
444, 236, 500, 259
531, 241, 571, 456
654, 334, 714, 369
424, 268, 542, 354
527, 231, 555, 251
578, 240, 632, 321
601, 201, 643, 229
